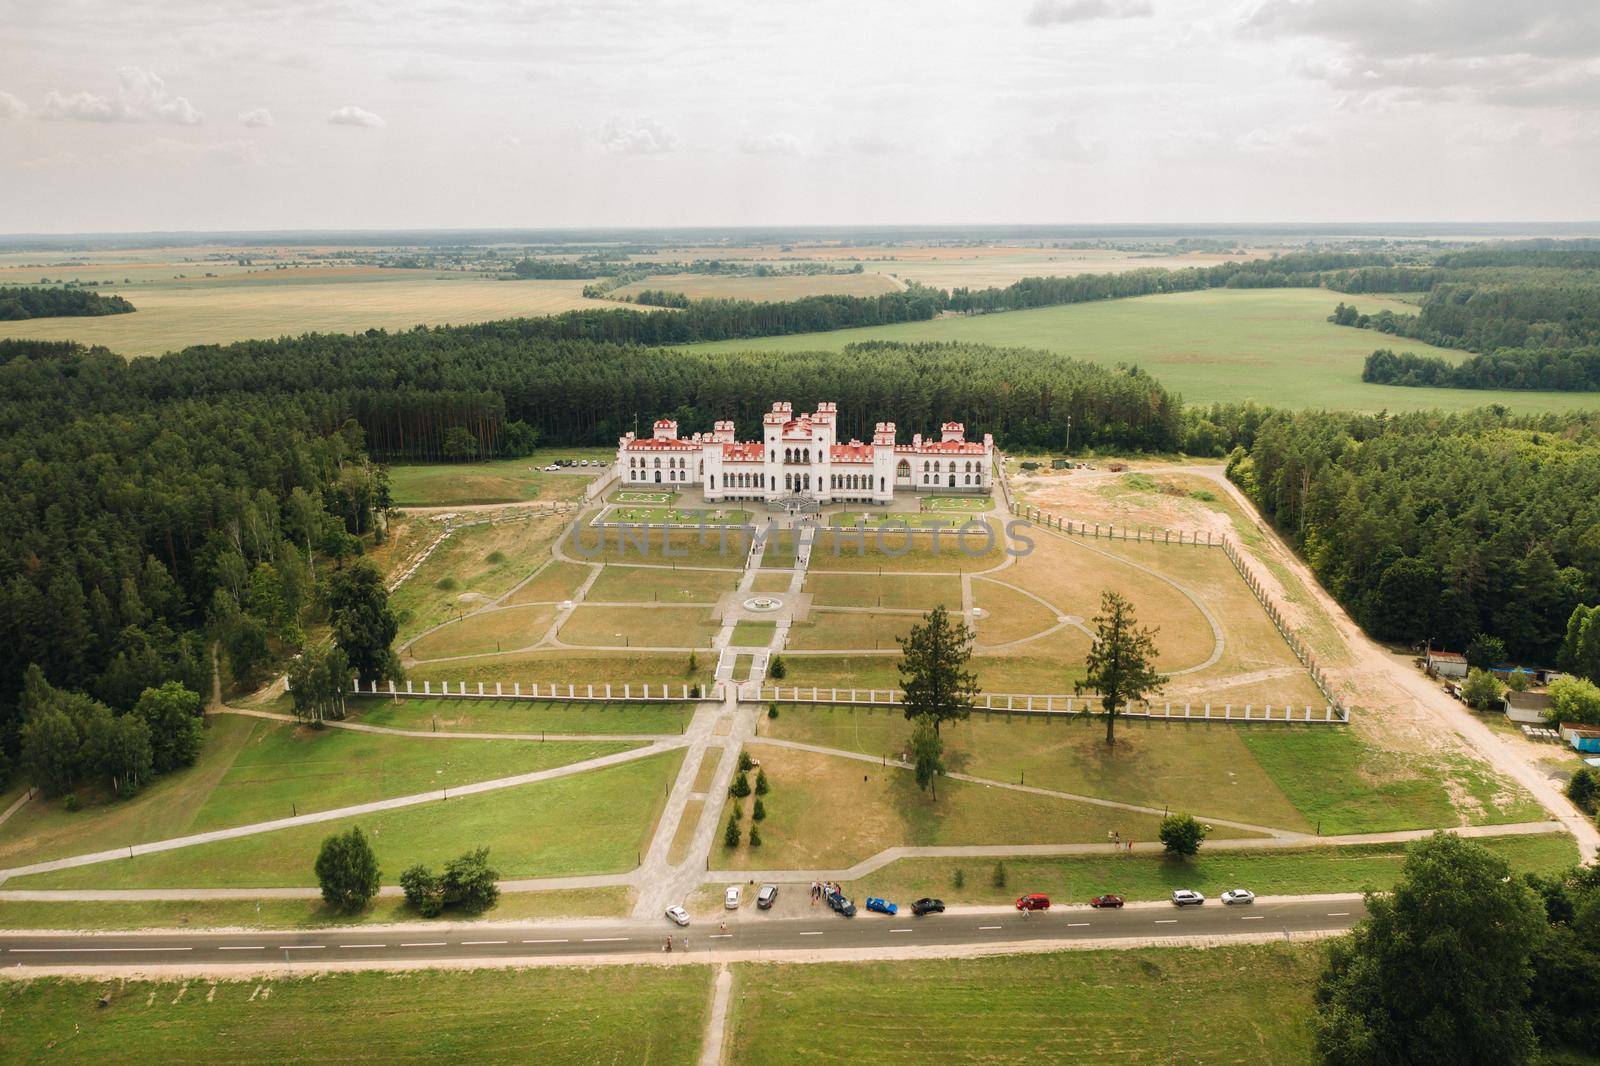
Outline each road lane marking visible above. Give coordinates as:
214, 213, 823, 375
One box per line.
978, 925, 1002, 930
400, 942, 448, 948
522, 938, 569, 944
1154, 919, 1178, 924
709, 934, 733, 939
1240, 916, 1265, 921
462, 940, 507, 946
581, 937, 629, 943
798, 931, 824, 936
1327, 912, 1350, 917
279, 945, 324, 950
1067, 923, 1090, 928
9, 947, 193, 954
890, 928, 913, 933
339, 944, 388, 949
219, 946, 265, 951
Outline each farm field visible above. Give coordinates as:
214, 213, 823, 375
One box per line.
343, 696, 694, 735
612, 271, 901, 302
388, 455, 600, 507
841, 830, 1578, 908
1, 966, 710, 1064
0, 714, 641, 870
713, 742, 1262, 871
691, 287, 1600, 414
11, 748, 684, 889
760, 705, 1541, 833
0, 273, 609, 357
726, 943, 1320, 1064
0, 885, 637, 932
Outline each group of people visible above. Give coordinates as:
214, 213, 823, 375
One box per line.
810, 880, 840, 903
663, 934, 687, 952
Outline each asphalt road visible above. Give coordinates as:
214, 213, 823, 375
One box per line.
0, 897, 1365, 969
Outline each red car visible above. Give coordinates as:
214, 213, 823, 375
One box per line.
1015, 893, 1051, 911
1089, 894, 1125, 909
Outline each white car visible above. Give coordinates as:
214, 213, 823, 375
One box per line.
1221, 889, 1256, 905
1171, 889, 1206, 906
665, 905, 690, 926
724, 885, 742, 910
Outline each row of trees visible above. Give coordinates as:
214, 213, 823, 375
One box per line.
1229, 408, 1600, 662
0, 285, 135, 320
1362, 346, 1600, 392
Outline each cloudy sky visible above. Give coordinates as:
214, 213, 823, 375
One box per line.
1, 0, 1596, 233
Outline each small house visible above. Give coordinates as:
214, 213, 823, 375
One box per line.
1504, 691, 1553, 725
1051, 458, 1071, 470
1427, 650, 1469, 679
1560, 722, 1600, 754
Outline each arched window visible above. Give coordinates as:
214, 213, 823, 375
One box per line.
964, 474, 971, 485
922, 474, 929, 485
896, 460, 910, 478
653, 457, 661, 468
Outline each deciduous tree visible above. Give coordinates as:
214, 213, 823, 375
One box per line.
315, 826, 381, 913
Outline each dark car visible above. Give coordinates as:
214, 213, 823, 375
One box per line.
1015, 893, 1051, 911
911, 898, 945, 916
825, 888, 857, 918
1089, 894, 1125, 909
756, 884, 779, 910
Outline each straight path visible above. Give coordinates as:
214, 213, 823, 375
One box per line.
0, 741, 685, 887
700, 965, 733, 1066
215, 705, 674, 744
0, 894, 1368, 973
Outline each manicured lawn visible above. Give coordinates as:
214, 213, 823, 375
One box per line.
923, 494, 994, 512
750, 571, 792, 594
713, 742, 1260, 871
610, 489, 679, 505
692, 287, 1597, 415
14, 749, 684, 889
346, 696, 693, 735
841, 831, 1578, 907
692, 749, 725, 792
607, 506, 750, 524
409, 649, 711, 688
785, 610, 918, 651
0, 886, 636, 931
406, 603, 557, 659
1, 965, 710, 1064
560, 604, 721, 649
730, 621, 777, 647
760, 704, 1311, 830
972, 578, 1060, 645
830, 511, 965, 529
504, 559, 593, 605
804, 572, 961, 610
726, 943, 1322, 1064
566, 524, 749, 568
1238, 728, 1545, 833
389, 455, 595, 506
390, 516, 566, 640
780, 654, 905, 690
586, 564, 738, 603
808, 523, 1005, 573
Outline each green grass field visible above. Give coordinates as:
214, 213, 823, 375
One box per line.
1, 966, 710, 1064
610, 489, 678, 504
692, 288, 1600, 414
13, 749, 683, 889
409, 649, 711, 688
924, 495, 994, 511
829, 511, 965, 529
607, 506, 751, 524
406, 603, 557, 659
559, 605, 721, 648
730, 620, 777, 646
586, 564, 738, 603
727, 943, 1321, 1064
388, 454, 602, 507
805, 572, 962, 610
390, 516, 566, 641
840, 831, 1578, 907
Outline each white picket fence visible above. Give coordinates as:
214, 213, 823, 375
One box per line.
753, 685, 1346, 723
349, 677, 716, 703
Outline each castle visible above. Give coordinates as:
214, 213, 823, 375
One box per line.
615, 402, 994, 506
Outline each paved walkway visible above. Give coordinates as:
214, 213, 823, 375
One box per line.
0, 788, 35, 831
0, 742, 685, 887
700, 965, 733, 1066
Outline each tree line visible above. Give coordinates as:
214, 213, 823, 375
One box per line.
1362, 346, 1600, 392
1229, 407, 1600, 664
0, 285, 135, 321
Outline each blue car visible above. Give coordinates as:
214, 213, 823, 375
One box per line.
865, 897, 898, 916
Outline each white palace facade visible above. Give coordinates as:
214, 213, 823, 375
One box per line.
616, 402, 994, 506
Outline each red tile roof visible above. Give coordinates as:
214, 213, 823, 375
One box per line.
721, 442, 764, 461
830, 443, 874, 462
624, 438, 698, 451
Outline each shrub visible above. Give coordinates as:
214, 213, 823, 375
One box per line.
729, 770, 751, 798
953, 867, 965, 889
1568, 767, 1599, 814
486, 550, 506, 564
1160, 813, 1207, 857
314, 826, 381, 914
1461, 668, 1505, 711
767, 704, 779, 719
725, 814, 742, 848
1550, 676, 1600, 725
755, 768, 769, 795
752, 797, 766, 821
769, 655, 787, 680
991, 861, 1007, 889
738, 751, 755, 772
435, 577, 456, 591
748, 825, 762, 847
687, 651, 699, 675
441, 847, 500, 913
400, 864, 443, 917
62, 793, 79, 812
689, 684, 701, 698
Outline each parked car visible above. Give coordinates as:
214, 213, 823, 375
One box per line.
911, 898, 945, 916
1089, 894, 1125, 909
1221, 889, 1256, 905
865, 897, 898, 916
1015, 893, 1051, 911
725, 886, 741, 910
1171, 889, 1206, 906
665, 905, 690, 927
756, 884, 779, 910
824, 888, 857, 917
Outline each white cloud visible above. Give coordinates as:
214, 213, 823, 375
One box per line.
1027, 0, 1153, 26
1029, 121, 1100, 162
0, 91, 25, 119
1236, 123, 1328, 156
239, 107, 274, 128
595, 116, 680, 154
736, 131, 803, 156
494, 134, 524, 151
36, 67, 201, 125
391, 57, 452, 82
327, 105, 385, 128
